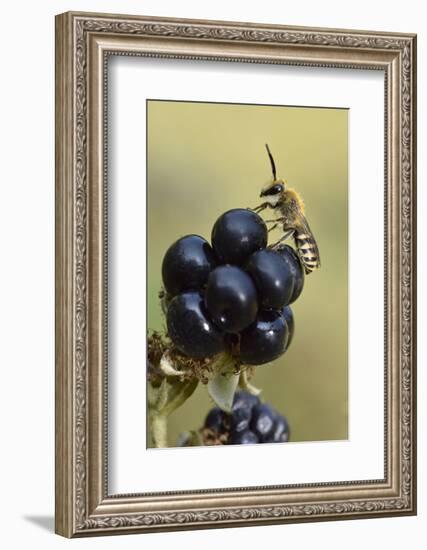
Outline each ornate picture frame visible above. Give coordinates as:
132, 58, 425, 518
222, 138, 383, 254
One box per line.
55, 11, 417, 537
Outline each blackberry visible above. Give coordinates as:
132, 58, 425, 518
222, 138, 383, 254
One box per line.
205, 265, 258, 333
162, 209, 302, 364
250, 403, 276, 441
230, 430, 259, 445
204, 407, 225, 433
211, 209, 267, 265
275, 244, 305, 304
245, 248, 295, 309
238, 309, 289, 365
281, 305, 294, 350
166, 291, 224, 358
162, 235, 217, 297
203, 391, 290, 445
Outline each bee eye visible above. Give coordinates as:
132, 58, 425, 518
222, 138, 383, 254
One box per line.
263, 183, 283, 196
260, 182, 284, 198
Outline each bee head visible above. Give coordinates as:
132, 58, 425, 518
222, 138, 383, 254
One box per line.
260, 144, 285, 206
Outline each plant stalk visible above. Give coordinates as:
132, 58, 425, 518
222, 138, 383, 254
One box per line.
150, 411, 168, 448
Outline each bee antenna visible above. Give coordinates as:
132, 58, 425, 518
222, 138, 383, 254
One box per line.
265, 143, 277, 180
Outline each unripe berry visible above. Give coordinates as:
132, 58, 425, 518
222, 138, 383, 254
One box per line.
204, 407, 225, 433
200, 392, 290, 446
250, 403, 276, 441
229, 430, 259, 445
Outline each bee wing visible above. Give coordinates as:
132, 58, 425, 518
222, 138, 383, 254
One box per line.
294, 213, 321, 268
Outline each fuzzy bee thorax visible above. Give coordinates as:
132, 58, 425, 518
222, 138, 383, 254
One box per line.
283, 188, 305, 214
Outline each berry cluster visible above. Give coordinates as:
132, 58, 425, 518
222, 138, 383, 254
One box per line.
162, 208, 304, 365
204, 391, 290, 445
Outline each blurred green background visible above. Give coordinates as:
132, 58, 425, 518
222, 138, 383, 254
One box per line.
147, 100, 348, 446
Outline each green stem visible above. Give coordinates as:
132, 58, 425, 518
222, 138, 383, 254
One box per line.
150, 411, 168, 448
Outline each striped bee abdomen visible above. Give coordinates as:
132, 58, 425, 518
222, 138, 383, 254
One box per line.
294, 230, 320, 274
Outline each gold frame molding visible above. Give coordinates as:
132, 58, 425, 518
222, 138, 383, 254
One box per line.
55, 11, 417, 538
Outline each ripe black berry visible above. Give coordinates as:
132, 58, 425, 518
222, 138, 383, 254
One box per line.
245, 248, 295, 309
205, 265, 258, 333
276, 245, 305, 303
166, 291, 224, 358
281, 305, 294, 350
238, 310, 289, 365
162, 235, 217, 296
211, 209, 267, 265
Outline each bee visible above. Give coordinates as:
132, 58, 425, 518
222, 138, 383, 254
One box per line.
253, 144, 320, 274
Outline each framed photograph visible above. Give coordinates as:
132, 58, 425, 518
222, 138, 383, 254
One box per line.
55, 11, 417, 537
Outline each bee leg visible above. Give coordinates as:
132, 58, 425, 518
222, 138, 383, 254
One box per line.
270, 230, 294, 248
267, 223, 278, 233
251, 203, 268, 213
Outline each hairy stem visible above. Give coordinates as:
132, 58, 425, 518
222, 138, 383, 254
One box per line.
150, 411, 168, 448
